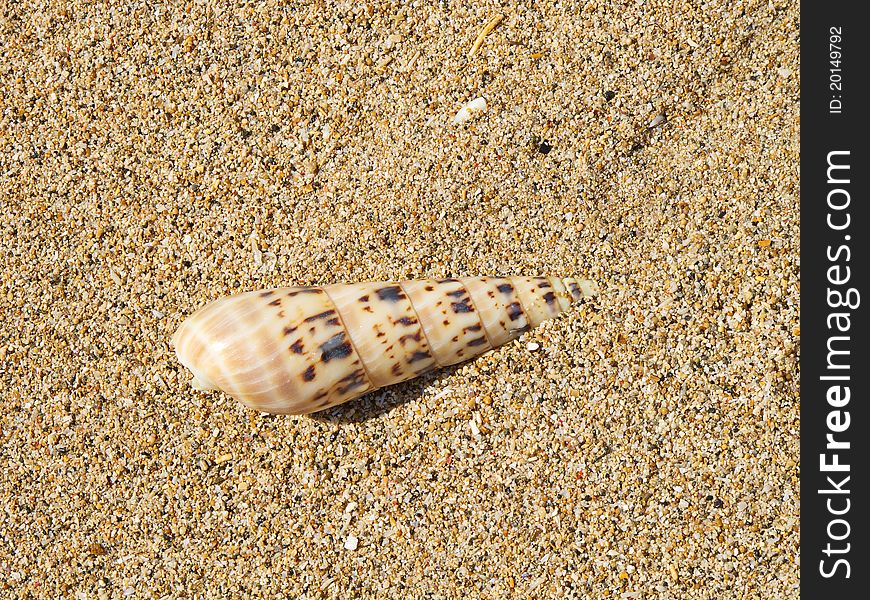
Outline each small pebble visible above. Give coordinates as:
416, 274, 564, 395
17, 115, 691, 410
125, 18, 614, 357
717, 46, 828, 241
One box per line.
526, 341, 540, 351
344, 536, 359, 551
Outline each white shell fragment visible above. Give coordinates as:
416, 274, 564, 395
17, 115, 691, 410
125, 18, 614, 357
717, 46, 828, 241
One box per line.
173, 276, 598, 415
648, 112, 667, 128
453, 97, 487, 125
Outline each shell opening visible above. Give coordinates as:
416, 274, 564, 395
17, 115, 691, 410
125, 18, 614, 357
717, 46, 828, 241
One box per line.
173, 322, 220, 392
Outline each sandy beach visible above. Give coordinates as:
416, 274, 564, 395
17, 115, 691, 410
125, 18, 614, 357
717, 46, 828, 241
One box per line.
1, 0, 799, 596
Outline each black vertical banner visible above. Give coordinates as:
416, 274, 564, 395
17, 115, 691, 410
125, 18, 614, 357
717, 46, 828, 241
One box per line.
801, 3, 869, 596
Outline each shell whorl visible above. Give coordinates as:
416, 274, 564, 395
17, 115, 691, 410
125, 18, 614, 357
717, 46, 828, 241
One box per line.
173, 276, 597, 414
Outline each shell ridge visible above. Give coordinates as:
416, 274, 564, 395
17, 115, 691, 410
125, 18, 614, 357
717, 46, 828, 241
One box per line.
398, 280, 444, 369
319, 286, 378, 391
457, 278, 496, 350
547, 277, 573, 312
506, 276, 533, 335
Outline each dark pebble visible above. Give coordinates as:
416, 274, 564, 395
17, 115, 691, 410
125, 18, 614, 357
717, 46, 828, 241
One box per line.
538, 141, 552, 154
604, 90, 616, 101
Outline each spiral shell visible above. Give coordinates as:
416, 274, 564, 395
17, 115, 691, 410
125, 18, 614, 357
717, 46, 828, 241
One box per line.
173, 276, 597, 414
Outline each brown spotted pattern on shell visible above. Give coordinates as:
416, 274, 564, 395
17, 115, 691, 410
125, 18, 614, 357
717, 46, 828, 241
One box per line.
172, 276, 598, 414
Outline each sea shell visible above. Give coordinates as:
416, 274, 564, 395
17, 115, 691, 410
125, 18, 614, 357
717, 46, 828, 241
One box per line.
173, 276, 597, 414
453, 97, 487, 125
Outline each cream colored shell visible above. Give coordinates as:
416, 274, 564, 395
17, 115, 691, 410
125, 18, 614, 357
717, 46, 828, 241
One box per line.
173, 276, 597, 414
